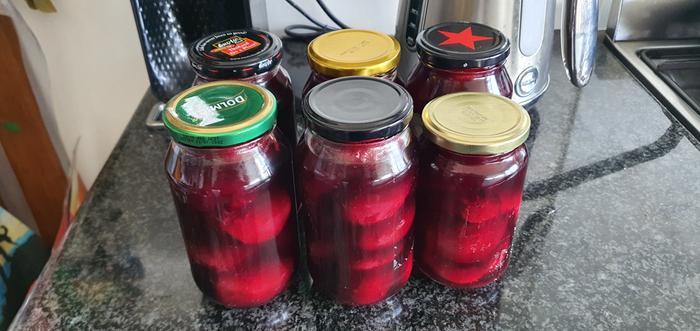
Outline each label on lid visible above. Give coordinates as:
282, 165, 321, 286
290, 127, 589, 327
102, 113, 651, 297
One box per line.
197, 31, 267, 61
163, 81, 276, 147
416, 22, 510, 69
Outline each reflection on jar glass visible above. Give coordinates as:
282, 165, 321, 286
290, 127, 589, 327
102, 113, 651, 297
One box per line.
415, 92, 530, 289
163, 81, 297, 308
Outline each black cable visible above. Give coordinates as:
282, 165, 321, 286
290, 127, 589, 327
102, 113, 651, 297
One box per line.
283, 0, 350, 39
315, 0, 349, 29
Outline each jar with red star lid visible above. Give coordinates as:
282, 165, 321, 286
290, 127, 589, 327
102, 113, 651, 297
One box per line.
405, 22, 513, 117
189, 30, 296, 143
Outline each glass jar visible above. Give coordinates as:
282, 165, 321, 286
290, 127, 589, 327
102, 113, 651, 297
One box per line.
298, 77, 416, 305
415, 92, 530, 288
303, 29, 402, 97
189, 30, 296, 143
406, 22, 513, 116
163, 81, 297, 308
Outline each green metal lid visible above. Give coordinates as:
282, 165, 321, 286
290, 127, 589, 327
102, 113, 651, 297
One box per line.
163, 81, 277, 147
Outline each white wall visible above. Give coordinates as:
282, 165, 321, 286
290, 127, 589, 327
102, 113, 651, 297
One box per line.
265, 0, 400, 36
266, 0, 612, 37
9, 0, 148, 188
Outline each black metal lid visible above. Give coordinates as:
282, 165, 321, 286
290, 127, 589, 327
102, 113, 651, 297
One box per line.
189, 30, 283, 79
416, 22, 510, 69
303, 77, 413, 142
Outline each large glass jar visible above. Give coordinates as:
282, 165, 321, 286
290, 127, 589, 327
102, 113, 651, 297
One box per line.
415, 93, 530, 288
302, 29, 402, 97
298, 77, 416, 305
406, 22, 513, 116
189, 30, 296, 143
163, 81, 297, 308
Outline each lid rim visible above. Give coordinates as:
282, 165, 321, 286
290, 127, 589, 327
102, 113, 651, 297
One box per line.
307, 29, 401, 78
189, 30, 283, 79
303, 76, 413, 142
421, 92, 530, 155
164, 81, 277, 147
416, 21, 510, 69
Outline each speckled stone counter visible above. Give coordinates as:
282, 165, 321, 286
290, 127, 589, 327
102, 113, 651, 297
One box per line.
10, 36, 700, 330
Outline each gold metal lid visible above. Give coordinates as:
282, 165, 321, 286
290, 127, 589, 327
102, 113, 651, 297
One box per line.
421, 92, 531, 155
307, 29, 401, 78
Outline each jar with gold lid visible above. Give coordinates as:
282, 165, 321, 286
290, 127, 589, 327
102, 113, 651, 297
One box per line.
414, 92, 530, 289
303, 29, 402, 97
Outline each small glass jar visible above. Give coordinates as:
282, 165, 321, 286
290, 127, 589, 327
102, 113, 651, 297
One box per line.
415, 92, 530, 289
298, 77, 416, 305
303, 29, 402, 97
163, 81, 297, 308
406, 22, 513, 115
189, 30, 296, 143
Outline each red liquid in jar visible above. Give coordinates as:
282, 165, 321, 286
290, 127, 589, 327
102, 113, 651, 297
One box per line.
406, 64, 512, 115
407, 22, 513, 115
166, 130, 298, 308
298, 129, 416, 305
415, 142, 528, 288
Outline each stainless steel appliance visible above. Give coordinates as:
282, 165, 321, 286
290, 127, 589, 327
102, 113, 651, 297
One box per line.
606, 0, 700, 137
395, 0, 599, 108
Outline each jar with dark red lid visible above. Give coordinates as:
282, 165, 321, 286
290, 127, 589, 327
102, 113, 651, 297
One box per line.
406, 22, 513, 116
163, 81, 297, 308
415, 92, 530, 289
189, 30, 296, 142
298, 77, 416, 305
303, 29, 402, 98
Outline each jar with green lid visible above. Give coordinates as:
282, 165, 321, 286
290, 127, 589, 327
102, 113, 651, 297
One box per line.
415, 92, 530, 289
163, 81, 297, 308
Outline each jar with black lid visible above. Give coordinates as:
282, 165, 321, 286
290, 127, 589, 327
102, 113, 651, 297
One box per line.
297, 77, 416, 305
189, 30, 296, 142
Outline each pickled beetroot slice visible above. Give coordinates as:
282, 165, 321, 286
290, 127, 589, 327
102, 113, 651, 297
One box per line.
221, 187, 292, 244
357, 202, 415, 250
345, 250, 413, 305
424, 241, 510, 288
212, 258, 294, 308
187, 242, 251, 273
433, 216, 514, 264
460, 195, 502, 224
343, 178, 413, 225
350, 239, 406, 271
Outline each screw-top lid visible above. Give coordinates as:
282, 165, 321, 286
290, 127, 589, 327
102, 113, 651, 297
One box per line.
189, 30, 283, 79
422, 92, 530, 155
303, 77, 412, 142
163, 81, 276, 147
416, 22, 510, 69
307, 29, 401, 78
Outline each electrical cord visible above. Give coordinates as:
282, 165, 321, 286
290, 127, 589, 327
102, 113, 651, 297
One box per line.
283, 0, 350, 39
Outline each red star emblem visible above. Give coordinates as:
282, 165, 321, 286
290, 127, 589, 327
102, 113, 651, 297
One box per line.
437, 26, 492, 50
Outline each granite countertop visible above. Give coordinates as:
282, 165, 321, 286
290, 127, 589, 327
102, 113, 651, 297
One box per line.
11, 36, 700, 330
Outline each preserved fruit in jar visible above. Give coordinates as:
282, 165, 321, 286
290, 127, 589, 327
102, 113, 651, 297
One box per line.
298, 77, 416, 305
163, 81, 297, 307
415, 92, 530, 288
406, 22, 513, 116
